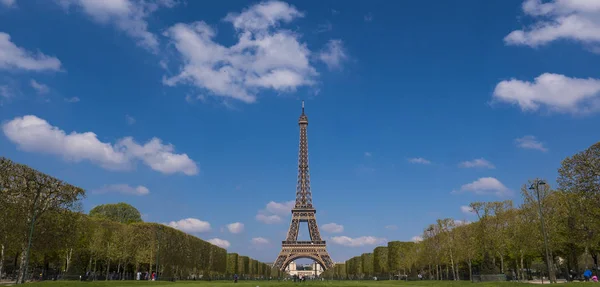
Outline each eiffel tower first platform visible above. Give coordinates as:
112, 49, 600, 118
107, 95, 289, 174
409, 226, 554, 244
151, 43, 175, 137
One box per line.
273, 101, 334, 272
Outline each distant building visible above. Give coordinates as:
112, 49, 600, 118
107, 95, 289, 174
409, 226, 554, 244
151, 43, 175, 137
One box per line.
285, 261, 324, 278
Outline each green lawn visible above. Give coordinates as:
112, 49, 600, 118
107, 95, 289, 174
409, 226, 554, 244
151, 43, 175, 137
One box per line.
20, 280, 598, 287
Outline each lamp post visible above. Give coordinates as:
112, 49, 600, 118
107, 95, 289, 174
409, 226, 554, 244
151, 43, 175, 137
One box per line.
529, 179, 555, 283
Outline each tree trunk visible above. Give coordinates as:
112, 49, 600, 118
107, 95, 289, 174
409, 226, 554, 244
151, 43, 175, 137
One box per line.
16, 244, 27, 284
149, 249, 153, 280
65, 248, 73, 274
500, 254, 504, 274
468, 259, 472, 282
445, 264, 449, 280
0, 244, 4, 281
449, 251, 456, 280
520, 251, 525, 281
106, 259, 110, 281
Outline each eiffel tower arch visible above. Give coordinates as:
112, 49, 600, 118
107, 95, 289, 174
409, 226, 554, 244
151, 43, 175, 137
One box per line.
273, 101, 334, 272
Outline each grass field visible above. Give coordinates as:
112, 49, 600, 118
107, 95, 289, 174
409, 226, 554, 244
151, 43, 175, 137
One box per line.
18, 280, 598, 287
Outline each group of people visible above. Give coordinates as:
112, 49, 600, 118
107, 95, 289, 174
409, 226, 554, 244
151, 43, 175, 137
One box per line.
583, 269, 598, 282
135, 271, 156, 281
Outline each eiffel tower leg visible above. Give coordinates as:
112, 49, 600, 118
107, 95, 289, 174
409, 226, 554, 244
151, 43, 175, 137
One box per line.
286, 218, 299, 241
307, 218, 322, 241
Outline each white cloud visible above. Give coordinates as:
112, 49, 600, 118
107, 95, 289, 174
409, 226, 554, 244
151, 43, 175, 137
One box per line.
208, 238, 231, 249
385, 225, 398, 230
0, 85, 14, 99
167, 218, 211, 233
266, 200, 295, 216
251, 237, 270, 245
65, 97, 80, 103
515, 135, 548, 152
256, 213, 282, 224
458, 158, 495, 169
57, 0, 176, 52
321, 223, 344, 233
453, 177, 511, 197
493, 73, 600, 114
330, 236, 387, 247
226, 222, 244, 234
318, 39, 347, 70
255, 200, 294, 224
315, 22, 333, 33
2, 115, 198, 175
460, 205, 475, 215
1, 0, 15, 7
0, 32, 61, 71
364, 152, 371, 157
125, 114, 135, 125
504, 0, 600, 48
92, 184, 149, 196
408, 157, 431, 164
163, 1, 317, 103
411, 236, 423, 242
30, 80, 49, 94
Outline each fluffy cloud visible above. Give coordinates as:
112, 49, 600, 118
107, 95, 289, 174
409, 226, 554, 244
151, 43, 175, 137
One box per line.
208, 238, 231, 249
256, 214, 282, 224
30, 80, 49, 94
515, 135, 548, 152
92, 184, 149, 196
318, 39, 347, 70
125, 115, 135, 125
2, 115, 198, 175
408, 157, 431, 164
163, 1, 318, 103
226, 222, 244, 234
330, 236, 387, 247
1, 0, 15, 7
167, 218, 211, 233
460, 205, 475, 215
493, 73, 600, 114
57, 0, 176, 52
255, 200, 294, 224
265, 200, 295, 215
504, 0, 600, 48
453, 177, 511, 197
251, 237, 270, 245
0, 32, 61, 71
458, 158, 495, 169
0, 85, 14, 99
411, 236, 423, 242
321, 223, 344, 233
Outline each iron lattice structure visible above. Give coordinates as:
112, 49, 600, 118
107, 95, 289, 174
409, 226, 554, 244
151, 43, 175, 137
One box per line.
273, 101, 334, 272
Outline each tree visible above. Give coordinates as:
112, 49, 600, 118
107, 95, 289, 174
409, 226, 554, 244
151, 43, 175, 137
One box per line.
89, 203, 143, 224
361, 253, 374, 278
0, 158, 85, 283
558, 143, 600, 269
373, 246, 388, 277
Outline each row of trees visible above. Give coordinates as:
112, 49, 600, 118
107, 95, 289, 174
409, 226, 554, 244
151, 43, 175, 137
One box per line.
0, 157, 271, 283
322, 141, 600, 282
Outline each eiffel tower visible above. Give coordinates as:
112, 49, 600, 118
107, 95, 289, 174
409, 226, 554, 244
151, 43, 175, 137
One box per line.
273, 101, 334, 272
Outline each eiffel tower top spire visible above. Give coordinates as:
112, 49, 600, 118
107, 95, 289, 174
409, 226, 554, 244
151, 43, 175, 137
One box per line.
295, 100, 312, 209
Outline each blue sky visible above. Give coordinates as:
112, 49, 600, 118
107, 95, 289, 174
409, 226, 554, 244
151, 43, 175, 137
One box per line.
2, 0, 600, 263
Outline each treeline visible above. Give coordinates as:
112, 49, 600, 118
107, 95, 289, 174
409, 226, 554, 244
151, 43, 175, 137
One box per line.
0, 157, 272, 283
322, 141, 600, 282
